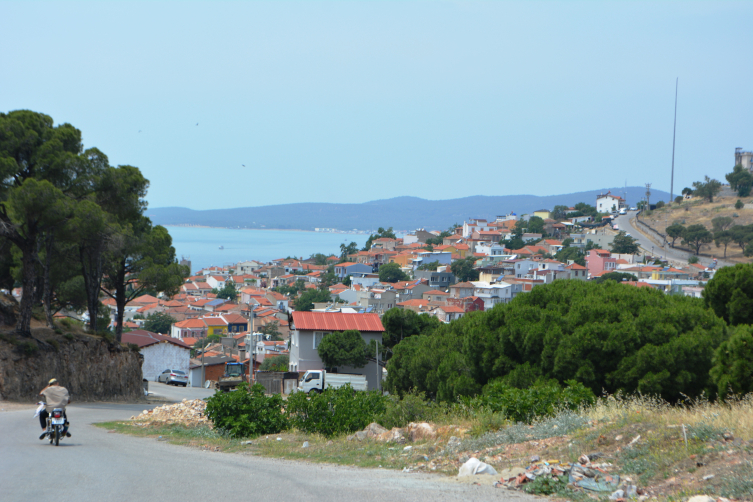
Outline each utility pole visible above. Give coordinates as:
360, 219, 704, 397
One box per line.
670, 78, 678, 204
645, 183, 652, 209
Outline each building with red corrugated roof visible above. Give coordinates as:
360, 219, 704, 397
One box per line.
289, 311, 384, 390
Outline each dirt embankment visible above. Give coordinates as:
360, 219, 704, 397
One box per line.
0, 294, 144, 402
0, 331, 144, 402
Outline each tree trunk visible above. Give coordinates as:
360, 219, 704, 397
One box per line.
15, 240, 37, 336
114, 258, 127, 343
42, 232, 55, 329
80, 246, 103, 333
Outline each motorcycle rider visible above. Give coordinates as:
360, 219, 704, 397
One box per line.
38, 378, 71, 440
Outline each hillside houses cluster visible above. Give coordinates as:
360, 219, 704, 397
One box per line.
113, 192, 716, 387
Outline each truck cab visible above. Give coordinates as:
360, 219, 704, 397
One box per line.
299, 370, 324, 394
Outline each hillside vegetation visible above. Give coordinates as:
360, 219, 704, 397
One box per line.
641, 192, 753, 262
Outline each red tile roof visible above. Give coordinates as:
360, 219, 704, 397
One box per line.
292, 312, 384, 332
122, 330, 191, 349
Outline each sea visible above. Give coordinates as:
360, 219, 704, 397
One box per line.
166, 226, 369, 274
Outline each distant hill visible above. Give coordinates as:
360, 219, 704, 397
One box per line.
148, 187, 671, 232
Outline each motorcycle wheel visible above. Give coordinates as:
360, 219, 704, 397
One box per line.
54, 425, 60, 446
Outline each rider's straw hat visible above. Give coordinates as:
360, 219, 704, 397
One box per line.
48, 378, 57, 385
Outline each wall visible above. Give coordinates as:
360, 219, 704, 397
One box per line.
141, 341, 190, 381
0, 334, 143, 402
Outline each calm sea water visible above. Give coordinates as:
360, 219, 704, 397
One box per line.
166, 226, 369, 274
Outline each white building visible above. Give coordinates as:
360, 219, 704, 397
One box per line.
122, 330, 191, 381
596, 192, 627, 213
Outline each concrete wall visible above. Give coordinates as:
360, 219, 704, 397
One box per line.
141, 342, 190, 381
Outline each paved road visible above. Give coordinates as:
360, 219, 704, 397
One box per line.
0, 402, 534, 502
614, 211, 724, 268
147, 380, 216, 402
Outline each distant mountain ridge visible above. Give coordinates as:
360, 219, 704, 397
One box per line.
148, 187, 670, 232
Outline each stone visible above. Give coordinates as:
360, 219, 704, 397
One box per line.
302, 441, 309, 448
686, 496, 715, 502
702, 475, 715, 481
136, 399, 209, 426
615, 435, 623, 441
378, 428, 406, 444
406, 422, 437, 442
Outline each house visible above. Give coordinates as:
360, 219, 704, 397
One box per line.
471, 281, 521, 309
333, 262, 373, 279
585, 249, 617, 277
596, 191, 627, 213
533, 209, 551, 219
565, 263, 588, 280
266, 291, 291, 312
434, 305, 466, 322
222, 313, 249, 334
396, 299, 433, 314
122, 329, 191, 381
449, 281, 475, 299
171, 318, 208, 339
202, 316, 229, 336
235, 260, 264, 274
188, 355, 242, 387
289, 311, 384, 390
413, 269, 456, 289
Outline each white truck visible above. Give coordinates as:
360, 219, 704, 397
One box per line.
297, 370, 368, 394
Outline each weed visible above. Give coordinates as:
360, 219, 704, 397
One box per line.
716, 460, 753, 499
453, 411, 590, 453
523, 474, 568, 495
686, 421, 728, 441
0, 333, 18, 345
63, 333, 75, 341
53, 327, 63, 334
49, 339, 59, 351
19, 340, 39, 355
126, 343, 140, 352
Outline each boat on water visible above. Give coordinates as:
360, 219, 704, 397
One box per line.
219, 245, 224, 250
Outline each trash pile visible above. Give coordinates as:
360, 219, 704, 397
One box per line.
131, 399, 209, 427
496, 452, 645, 500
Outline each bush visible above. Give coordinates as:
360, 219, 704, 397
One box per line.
469, 379, 595, 424
285, 385, 386, 437
656, 200, 665, 209
736, 199, 744, 210
688, 256, 699, 264
710, 326, 753, 398
63, 333, 75, 341
378, 390, 446, 429
204, 383, 287, 438
386, 280, 727, 403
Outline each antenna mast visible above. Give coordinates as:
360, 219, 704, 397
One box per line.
670, 78, 678, 203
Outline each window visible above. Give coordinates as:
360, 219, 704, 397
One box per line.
313, 331, 327, 349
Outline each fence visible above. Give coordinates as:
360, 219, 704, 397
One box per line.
255, 371, 300, 395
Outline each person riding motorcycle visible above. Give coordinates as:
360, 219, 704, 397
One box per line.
38, 378, 71, 440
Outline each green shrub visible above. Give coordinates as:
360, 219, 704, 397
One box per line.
469, 380, 595, 424
49, 339, 59, 351
286, 385, 386, 437
204, 383, 287, 438
378, 390, 445, 429
126, 343, 140, 352
63, 333, 75, 341
688, 255, 699, 264
59, 318, 72, 328
19, 340, 39, 356
710, 325, 753, 398
735, 199, 744, 210
53, 327, 63, 334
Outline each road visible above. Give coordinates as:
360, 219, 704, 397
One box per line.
0, 389, 534, 502
613, 210, 724, 268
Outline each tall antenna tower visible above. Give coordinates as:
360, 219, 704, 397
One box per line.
645, 183, 652, 208
670, 78, 678, 203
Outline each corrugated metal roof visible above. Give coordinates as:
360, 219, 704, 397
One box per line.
292, 312, 384, 332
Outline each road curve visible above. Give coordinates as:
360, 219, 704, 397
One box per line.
0, 402, 536, 502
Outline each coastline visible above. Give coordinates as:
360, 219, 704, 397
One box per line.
162, 225, 370, 235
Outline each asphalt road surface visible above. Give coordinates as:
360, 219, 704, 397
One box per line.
613, 211, 725, 268
0, 400, 536, 502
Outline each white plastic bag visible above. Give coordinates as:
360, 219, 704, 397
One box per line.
458, 457, 498, 476
33, 402, 45, 418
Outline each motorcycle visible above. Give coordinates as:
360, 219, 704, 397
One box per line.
36, 403, 69, 446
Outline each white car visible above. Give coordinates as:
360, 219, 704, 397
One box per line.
619, 209, 627, 215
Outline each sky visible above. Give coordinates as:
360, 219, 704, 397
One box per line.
2, 1, 751, 210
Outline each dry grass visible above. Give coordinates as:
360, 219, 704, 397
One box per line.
642, 193, 753, 262
585, 393, 753, 441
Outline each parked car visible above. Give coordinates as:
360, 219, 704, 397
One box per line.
157, 369, 188, 386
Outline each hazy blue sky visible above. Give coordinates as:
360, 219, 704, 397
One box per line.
2, 1, 751, 210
